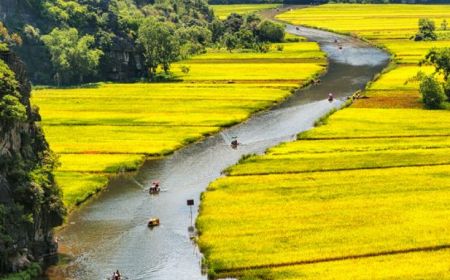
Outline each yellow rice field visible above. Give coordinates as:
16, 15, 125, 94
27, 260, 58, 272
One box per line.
198, 4, 450, 279
211, 4, 281, 20
32, 39, 325, 209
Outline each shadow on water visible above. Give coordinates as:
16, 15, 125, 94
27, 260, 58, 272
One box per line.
46, 21, 389, 280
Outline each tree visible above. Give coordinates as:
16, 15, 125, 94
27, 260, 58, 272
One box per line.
41, 28, 103, 85
210, 19, 225, 43
223, 33, 238, 52
138, 18, 180, 79
177, 26, 212, 57
257, 21, 285, 43
414, 18, 437, 41
441, 19, 448, 31
0, 61, 26, 128
0, 22, 22, 51
236, 28, 256, 49
423, 48, 450, 81
419, 75, 445, 109
224, 13, 244, 33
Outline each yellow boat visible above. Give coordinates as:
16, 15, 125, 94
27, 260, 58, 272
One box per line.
148, 218, 160, 227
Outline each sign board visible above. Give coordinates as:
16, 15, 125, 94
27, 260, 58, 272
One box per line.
187, 199, 194, 206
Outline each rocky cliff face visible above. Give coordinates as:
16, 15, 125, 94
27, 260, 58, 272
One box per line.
0, 50, 65, 274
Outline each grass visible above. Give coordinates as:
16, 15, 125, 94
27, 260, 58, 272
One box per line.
211, 4, 281, 20
197, 4, 450, 279
32, 39, 325, 210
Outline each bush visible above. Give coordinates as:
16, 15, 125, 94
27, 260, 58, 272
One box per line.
0, 95, 27, 126
1, 263, 42, 280
414, 18, 437, 41
419, 75, 445, 109
257, 21, 285, 43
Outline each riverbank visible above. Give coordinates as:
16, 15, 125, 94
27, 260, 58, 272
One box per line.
197, 4, 450, 279
32, 39, 325, 211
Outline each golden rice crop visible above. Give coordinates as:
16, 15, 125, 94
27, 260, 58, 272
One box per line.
211, 4, 280, 20
277, 4, 450, 40
55, 172, 108, 207
240, 249, 450, 279
198, 5, 450, 278
198, 165, 450, 271
228, 148, 450, 175
33, 40, 325, 209
301, 108, 450, 139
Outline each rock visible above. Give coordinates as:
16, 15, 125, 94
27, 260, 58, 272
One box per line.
0, 50, 65, 274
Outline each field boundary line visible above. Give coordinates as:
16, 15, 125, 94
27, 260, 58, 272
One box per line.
269, 145, 450, 156
215, 244, 450, 275
229, 162, 450, 177
299, 134, 450, 141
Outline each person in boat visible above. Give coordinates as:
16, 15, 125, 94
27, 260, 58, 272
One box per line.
328, 93, 334, 102
149, 181, 160, 194
231, 137, 239, 149
112, 270, 121, 280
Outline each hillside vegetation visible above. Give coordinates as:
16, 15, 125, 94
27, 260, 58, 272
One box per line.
197, 4, 450, 279
32, 40, 325, 209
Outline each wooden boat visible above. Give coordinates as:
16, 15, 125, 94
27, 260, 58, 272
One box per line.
148, 218, 160, 227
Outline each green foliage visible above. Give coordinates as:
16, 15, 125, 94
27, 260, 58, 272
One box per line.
224, 33, 239, 52
219, 13, 284, 52
0, 22, 22, 48
0, 61, 26, 128
0, 95, 27, 127
0, 262, 42, 280
414, 18, 437, 41
419, 75, 445, 109
41, 0, 94, 28
441, 19, 448, 31
41, 28, 103, 85
0, 61, 19, 97
138, 18, 180, 79
256, 20, 285, 43
424, 47, 450, 81
177, 26, 212, 57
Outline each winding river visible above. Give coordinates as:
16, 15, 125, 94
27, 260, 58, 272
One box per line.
50, 13, 389, 280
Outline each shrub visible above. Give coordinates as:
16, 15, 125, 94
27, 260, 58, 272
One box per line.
419, 75, 445, 109
257, 21, 285, 43
0, 95, 27, 129
414, 18, 437, 41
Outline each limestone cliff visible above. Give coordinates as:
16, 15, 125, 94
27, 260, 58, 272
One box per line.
0, 50, 65, 275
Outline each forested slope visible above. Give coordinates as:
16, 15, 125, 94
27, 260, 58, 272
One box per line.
0, 0, 214, 84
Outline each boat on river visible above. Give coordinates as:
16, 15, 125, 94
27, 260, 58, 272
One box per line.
148, 218, 160, 227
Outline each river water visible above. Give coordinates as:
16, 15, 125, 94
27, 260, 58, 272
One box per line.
50, 23, 389, 280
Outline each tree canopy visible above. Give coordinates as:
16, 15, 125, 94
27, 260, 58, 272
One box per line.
138, 18, 180, 79
41, 27, 103, 85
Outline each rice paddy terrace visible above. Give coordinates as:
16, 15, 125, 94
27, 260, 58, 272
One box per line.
211, 4, 281, 20
32, 41, 325, 210
40, 13, 389, 280
197, 4, 450, 279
